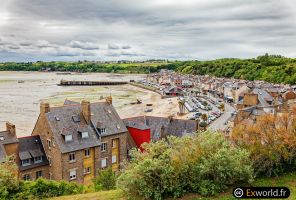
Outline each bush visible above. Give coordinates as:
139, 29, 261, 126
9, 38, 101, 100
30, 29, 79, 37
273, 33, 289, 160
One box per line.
231, 113, 296, 177
117, 131, 253, 200
92, 167, 117, 191
26, 178, 84, 198
0, 156, 20, 200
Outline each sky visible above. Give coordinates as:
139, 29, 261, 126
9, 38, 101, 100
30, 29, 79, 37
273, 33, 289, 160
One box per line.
0, 0, 296, 62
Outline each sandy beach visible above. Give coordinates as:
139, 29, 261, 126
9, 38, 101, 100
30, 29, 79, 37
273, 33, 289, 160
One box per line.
0, 71, 182, 136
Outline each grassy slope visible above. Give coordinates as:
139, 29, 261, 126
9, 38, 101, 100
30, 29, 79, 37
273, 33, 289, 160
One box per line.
52, 172, 296, 200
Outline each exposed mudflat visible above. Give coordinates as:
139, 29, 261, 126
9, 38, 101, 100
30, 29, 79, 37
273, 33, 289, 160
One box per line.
0, 71, 182, 136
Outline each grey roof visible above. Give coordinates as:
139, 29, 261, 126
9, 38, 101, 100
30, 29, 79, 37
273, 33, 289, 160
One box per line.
0, 145, 6, 162
45, 105, 101, 153
90, 102, 128, 136
0, 131, 18, 161
44, 101, 127, 153
123, 116, 198, 141
19, 151, 32, 160
0, 131, 18, 145
64, 99, 80, 105
252, 88, 273, 107
18, 135, 49, 171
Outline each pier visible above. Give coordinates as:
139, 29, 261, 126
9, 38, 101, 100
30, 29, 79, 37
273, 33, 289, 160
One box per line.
59, 80, 128, 86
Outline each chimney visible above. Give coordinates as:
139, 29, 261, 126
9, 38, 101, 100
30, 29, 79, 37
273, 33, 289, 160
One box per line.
40, 102, 50, 114
81, 100, 91, 124
6, 122, 16, 137
106, 96, 112, 105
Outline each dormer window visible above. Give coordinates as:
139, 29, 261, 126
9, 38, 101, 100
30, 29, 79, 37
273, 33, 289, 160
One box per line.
81, 132, 89, 139
21, 159, 31, 167
98, 128, 106, 134
34, 156, 43, 164
72, 115, 81, 123
55, 116, 60, 121
65, 134, 73, 142
0, 136, 4, 141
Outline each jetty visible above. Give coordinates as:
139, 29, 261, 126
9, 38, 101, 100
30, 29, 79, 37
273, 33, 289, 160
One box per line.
59, 80, 128, 86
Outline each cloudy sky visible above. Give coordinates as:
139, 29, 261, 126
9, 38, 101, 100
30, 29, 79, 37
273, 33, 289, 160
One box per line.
0, 0, 296, 62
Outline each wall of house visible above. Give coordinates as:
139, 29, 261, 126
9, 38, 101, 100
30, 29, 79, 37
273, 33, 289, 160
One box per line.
19, 165, 49, 181
100, 132, 127, 171
127, 127, 150, 151
83, 147, 95, 184
32, 114, 63, 181
3, 143, 19, 161
62, 150, 84, 184
243, 93, 258, 106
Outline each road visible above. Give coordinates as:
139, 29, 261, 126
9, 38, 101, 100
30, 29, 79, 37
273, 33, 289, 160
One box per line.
209, 103, 235, 131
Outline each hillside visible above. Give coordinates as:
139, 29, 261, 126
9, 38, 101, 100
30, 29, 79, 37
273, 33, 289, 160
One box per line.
52, 172, 296, 200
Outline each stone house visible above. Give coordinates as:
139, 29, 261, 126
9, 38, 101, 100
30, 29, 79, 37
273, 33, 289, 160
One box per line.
0, 122, 49, 181
31, 98, 128, 184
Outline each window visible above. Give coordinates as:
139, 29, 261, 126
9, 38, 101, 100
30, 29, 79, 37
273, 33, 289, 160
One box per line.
69, 152, 76, 162
84, 167, 91, 174
65, 134, 73, 142
34, 156, 43, 164
112, 155, 117, 164
36, 171, 43, 179
101, 158, 107, 168
23, 174, 30, 181
101, 143, 107, 152
99, 128, 106, 134
81, 132, 89, 139
112, 139, 118, 148
84, 149, 90, 157
21, 159, 31, 166
72, 115, 81, 123
69, 169, 77, 180
48, 156, 52, 166
47, 139, 52, 149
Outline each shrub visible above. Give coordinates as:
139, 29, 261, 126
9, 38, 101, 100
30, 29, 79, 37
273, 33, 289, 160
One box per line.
231, 113, 296, 177
27, 178, 84, 198
117, 131, 253, 200
0, 156, 20, 200
92, 167, 117, 191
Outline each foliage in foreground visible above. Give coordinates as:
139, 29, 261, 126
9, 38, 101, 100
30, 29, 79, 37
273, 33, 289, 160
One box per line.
92, 167, 117, 191
231, 111, 296, 177
0, 158, 84, 200
117, 131, 254, 200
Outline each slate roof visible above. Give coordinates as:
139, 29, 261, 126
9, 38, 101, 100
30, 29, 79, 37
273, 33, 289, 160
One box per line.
0, 130, 18, 161
252, 88, 273, 107
45, 105, 100, 153
18, 135, 49, 171
90, 102, 128, 136
44, 101, 127, 153
123, 116, 198, 141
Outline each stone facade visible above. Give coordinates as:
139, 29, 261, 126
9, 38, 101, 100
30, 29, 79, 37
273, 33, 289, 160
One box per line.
19, 165, 50, 180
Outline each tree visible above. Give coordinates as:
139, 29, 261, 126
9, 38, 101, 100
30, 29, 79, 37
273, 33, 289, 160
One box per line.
201, 113, 208, 122
231, 111, 296, 177
117, 132, 253, 199
92, 168, 117, 191
219, 103, 225, 112
0, 156, 20, 200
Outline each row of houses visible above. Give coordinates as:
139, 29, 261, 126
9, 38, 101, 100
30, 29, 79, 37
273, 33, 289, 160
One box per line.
146, 70, 296, 128
0, 97, 198, 184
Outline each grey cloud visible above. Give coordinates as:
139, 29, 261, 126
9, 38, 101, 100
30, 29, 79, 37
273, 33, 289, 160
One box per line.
0, 0, 296, 61
108, 44, 120, 50
68, 40, 99, 50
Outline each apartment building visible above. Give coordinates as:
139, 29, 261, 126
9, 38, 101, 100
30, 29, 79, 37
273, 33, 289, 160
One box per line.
31, 98, 128, 184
